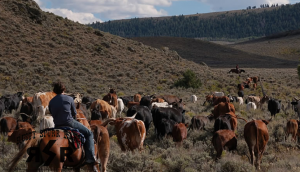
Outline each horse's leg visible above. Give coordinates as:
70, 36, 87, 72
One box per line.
26, 161, 43, 172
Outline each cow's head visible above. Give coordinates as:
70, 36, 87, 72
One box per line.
172, 99, 185, 114
91, 104, 102, 120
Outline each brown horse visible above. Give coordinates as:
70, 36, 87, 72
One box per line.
228, 69, 246, 74
8, 103, 102, 172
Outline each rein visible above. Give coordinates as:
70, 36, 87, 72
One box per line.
76, 118, 88, 120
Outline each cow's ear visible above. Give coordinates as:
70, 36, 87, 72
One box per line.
109, 121, 116, 125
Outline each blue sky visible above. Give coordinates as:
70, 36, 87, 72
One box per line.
34, 0, 297, 24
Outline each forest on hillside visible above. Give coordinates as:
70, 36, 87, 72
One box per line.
89, 3, 300, 39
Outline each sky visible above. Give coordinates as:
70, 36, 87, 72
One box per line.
34, 0, 299, 24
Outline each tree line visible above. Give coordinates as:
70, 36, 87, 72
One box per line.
88, 3, 300, 39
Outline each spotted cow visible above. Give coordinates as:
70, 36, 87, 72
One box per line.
32, 92, 56, 122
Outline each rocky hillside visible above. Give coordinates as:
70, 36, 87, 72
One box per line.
0, 0, 210, 97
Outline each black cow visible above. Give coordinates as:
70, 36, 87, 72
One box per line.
228, 95, 238, 103
19, 99, 33, 124
214, 115, 232, 132
238, 91, 244, 98
268, 98, 281, 118
139, 96, 152, 109
90, 103, 102, 120
157, 118, 176, 139
189, 115, 214, 131
0, 97, 5, 117
119, 96, 134, 107
2, 92, 23, 113
81, 96, 97, 109
151, 106, 185, 139
127, 105, 152, 133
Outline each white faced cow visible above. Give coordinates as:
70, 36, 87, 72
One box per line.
247, 102, 257, 111
190, 95, 197, 103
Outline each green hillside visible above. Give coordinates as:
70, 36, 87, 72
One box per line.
89, 3, 300, 40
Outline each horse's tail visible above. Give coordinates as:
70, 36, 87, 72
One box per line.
8, 136, 40, 172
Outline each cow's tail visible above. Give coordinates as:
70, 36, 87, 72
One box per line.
254, 120, 260, 156
8, 136, 40, 172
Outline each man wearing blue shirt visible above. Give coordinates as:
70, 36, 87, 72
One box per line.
49, 82, 99, 172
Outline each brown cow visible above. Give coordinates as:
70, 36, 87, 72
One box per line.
172, 123, 188, 147
212, 129, 237, 160
211, 102, 235, 119
103, 117, 146, 151
154, 95, 180, 104
151, 98, 165, 103
133, 94, 142, 102
203, 95, 214, 106
286, 119, 299, 142
89, 120, 103, 126
103, 89, 118, 110
0, 117, 17, 135
244, 120, 270, 170
90, 122, 110, 172
17, 121, 34, 130
251, 76, 259, 83
126, 101, 140, 109
213, 96, 230, 106
90, 99, 112, 120
237, 84, 244, 91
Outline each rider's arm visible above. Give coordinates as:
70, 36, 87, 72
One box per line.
70, 100, 77, 120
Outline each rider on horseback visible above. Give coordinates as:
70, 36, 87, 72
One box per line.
49, 82, 99, 171
236, 64, 239, 72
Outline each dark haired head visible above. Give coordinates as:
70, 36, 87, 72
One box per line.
52, 82, 66, 94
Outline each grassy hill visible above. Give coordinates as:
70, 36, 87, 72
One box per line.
230, 29, 300, 62
0, 0, 211, 97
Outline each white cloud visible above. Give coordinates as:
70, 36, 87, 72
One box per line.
198, 0, 290, 11
35, 0, 172, 23
44, 8, 102, 24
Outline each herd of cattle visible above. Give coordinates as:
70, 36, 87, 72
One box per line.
1, 82, 300, 170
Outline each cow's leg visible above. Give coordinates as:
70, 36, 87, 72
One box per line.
249, 147, 254, 166
215, 146, 223, 160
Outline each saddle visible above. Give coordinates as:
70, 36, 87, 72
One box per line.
40, 127, 86, 150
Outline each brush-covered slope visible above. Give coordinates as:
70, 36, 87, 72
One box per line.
131, 37, 297, 68
0, 0, 210, 97
230, 29, 300, 62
